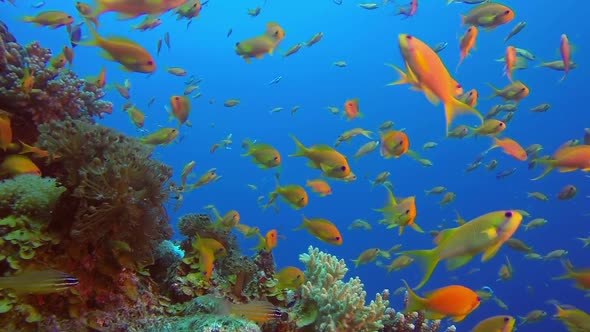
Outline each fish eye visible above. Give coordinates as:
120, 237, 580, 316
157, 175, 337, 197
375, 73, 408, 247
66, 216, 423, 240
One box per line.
340, 165, 346, 171
469, 91, 473, 96
398, 140, 404, 146
504, 10, 510, 15
175, 96, 180, 100
405, 209, 410, 214
67, 16, 73, 19
503, 317, 510, 322
504, 211, 513, 218
467, 28, 472, 32
476, 296, 481, 301
520, 88, 526, 91
147, 60, 154, 65
406, 35, 412, 40
335, 236, 341, 241
235, 42, 240, 46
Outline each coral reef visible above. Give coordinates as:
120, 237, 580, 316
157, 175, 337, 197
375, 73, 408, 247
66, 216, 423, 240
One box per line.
295, 246, 389, 332
0, 19, 112, 142
381, 307, 456, 332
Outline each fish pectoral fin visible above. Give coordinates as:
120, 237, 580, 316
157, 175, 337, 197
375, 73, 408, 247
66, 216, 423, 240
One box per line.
478, 15, 496, 24
451, 314, 468, 322
423, 311, 446, 320
445, 255, 473, 271
98, 51, 115, 61
557, 167, 578, 173
481, 227, 498, 239
481, 241, 503, 262
422, 87, 440, 106
410, 223, 424, 233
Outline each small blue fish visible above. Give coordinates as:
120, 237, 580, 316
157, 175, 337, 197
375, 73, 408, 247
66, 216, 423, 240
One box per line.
31, 0, 45, 8
67, 22, 83, 48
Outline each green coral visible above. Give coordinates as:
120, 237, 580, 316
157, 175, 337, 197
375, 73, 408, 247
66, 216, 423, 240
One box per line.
0, 174, 66, 219
0, 175, 64, 274
295, 246, 389, 332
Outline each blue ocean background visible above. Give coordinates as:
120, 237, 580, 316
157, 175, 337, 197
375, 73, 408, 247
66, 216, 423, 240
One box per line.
2, 0, 589, 330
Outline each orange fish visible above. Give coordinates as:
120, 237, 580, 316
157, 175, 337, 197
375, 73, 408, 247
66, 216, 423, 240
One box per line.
398, 34, 482, 134
235, 22, 286, 63
0, 155, 41, 177
20, 11, 74, 29
487, 137, 527, 161
344, 98, 362, 120
0, 110, 12, 151
169, 95, 191, 127
306, 179, 332, 197
505, 46, 516, 82
560, 34, 571, 82
553, 260, 590, 290
253, 229, 278, 252
380, 130, 409, 159
403, 280, 481, 322
532, 144, 590, 180
457, 26, 478, 70
295, 216, 342, 245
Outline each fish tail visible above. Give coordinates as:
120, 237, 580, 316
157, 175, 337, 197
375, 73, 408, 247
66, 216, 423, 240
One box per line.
361, 130, 373, 138
401, 279, 427, 312
19, 16, 35, 23
293, 216, 309, 231
399, 249, 440, 289
530, 159, 556, 181
288, 134, 307, 157
552, 260, 574, 281
443, 98, 483, 135
485, 83, 500, 99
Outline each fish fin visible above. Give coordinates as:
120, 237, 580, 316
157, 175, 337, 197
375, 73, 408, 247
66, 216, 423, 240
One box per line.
443, 98, 483, 135
530, 159, 556, 180
288, 134, 308, 157
445, 255, 473, 271
399, 249, 440, 289
384, 63, 409, 86
481, 241, 503, 262
424, 312, 447, 320
422, 87, 440, 106
398, 226, 405, 235
557, 167, 578, 173
406, 149, 421, 160
481, 227, 498, 239
401, 280, 427, 312
410, 223, 424, 233
451, 314, 468, 322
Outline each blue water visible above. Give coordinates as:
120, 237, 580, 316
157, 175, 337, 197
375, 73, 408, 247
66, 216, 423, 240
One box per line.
2, 0, 589, 331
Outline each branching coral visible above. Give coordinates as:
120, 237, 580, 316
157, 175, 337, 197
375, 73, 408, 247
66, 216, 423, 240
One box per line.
296, 246, 389, 332
0, 20, 112, 130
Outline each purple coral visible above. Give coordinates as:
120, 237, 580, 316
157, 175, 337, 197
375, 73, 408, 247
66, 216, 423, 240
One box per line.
0, 20, 112, 127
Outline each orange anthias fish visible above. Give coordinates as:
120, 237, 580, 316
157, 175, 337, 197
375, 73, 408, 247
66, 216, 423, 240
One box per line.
553, 260, 590, 291
380, 130, 409, 158
375, 186, 422, 235
470, 315, 516, 332
0, 110, 12, 151
306, 179, 332, 197
403, 280, 481, 322
344, 98, 362, 120
461, 3, 515, 31
487, 137, 528, 161
457, 26, 478, 70
295, 216, 343, 245
398, 34, 482, 134
505, 46, 517, 82
241, 139, 282, 169
289, 135, 355, 181
92, 0, 189, 20
253, 229, 278, 252
400, 210, 522, 289
265, 182, 308, 210
560, 34, 572, 82
532, 143, 590, 180
235, 22, 286, 63
140, 128, 178, 145
0, 155, 41, 177
169, 95, 191, 127
180, 160, 195, 187
275, 266, 305, 290
78, 22, 156, 73
20, 11, 74, 29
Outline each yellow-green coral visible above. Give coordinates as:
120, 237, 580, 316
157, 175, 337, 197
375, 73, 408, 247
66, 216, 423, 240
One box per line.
296, 246, 389, 332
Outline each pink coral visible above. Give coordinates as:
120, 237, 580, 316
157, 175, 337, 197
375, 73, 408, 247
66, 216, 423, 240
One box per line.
0, 25, 112, 126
